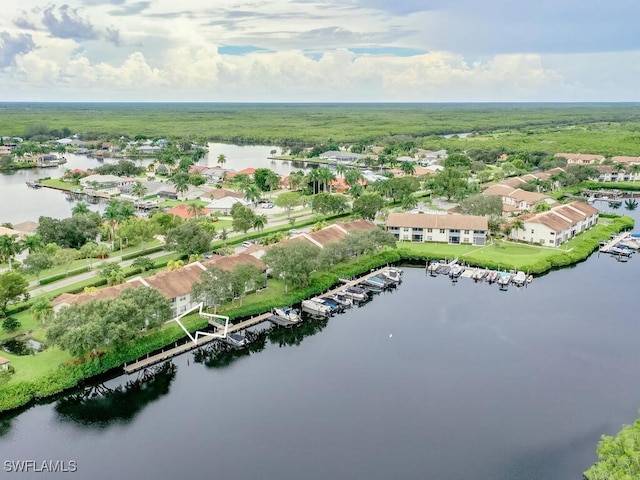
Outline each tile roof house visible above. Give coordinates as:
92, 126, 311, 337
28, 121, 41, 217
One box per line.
554, 153, 604, 165
510, 201, 599, 247
206, 196, 251, 215
286, 220, 378, 249
386, 212, 488, 245
482, 184, 556, 214
199, 189, 245, 202
166, 204, 212, 220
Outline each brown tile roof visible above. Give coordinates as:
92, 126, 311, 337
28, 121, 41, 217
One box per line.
502, 177, 526, 188
200, 189, 244, 200
0, 355, 10, 365
166, 204, 212, 220
528, 212, 572, 232
612, 156, 640, 164
509, 189, 550, 205
483, 184, 515, 196
143, 262, 207, 299
305, 226, 347, 247
336, 219, 377, 231
553, 205, 587, 223
51, 281, 146, 308
202, 253, 266, 271
566, 201, 599, 216
554, 153, 604, 163
387, 213, 488, 230
12, 221, 39, 233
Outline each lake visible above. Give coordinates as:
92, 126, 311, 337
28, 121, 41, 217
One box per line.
0, 143, 309, 225
1, 230, 639, 479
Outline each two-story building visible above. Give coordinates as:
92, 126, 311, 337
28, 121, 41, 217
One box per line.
482, 184, 556, 214
386, 213, 488, 246
509, 201, 599, 247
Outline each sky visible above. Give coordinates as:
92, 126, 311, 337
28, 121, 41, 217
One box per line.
0, 0, 639, 102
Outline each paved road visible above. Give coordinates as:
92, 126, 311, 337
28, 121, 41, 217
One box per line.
26, 209, 316, 297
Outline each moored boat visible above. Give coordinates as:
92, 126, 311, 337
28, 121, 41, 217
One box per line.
328, 293, 353, 308
472, 269, 487, 281
342, 286, 368, 301
301, 299, 332, 317
512, 271, 527, 286
486, 271, 499, 283
273, 306, 301, 324
449, 265, 464, 278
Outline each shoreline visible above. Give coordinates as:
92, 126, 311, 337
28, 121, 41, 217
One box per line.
0, 213, 633, 415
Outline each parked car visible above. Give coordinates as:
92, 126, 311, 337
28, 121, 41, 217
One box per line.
242, 241, 253, 248
289, 229, 301, 235
259, 201, 274, 208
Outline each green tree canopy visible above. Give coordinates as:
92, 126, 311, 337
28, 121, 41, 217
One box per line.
352, 192, 385, 220
165, 220, 214, 256
459, 194, 504, 217
0, 271, 29, 317
262, 241, 321, 292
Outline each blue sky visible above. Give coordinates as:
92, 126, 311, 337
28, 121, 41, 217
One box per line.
0, 0, 638, 102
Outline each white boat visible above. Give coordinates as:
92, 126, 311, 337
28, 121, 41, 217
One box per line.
301, 299, 332, 316
497, 272, 512, 286
472, 269, 487, 281
328, 293, 353, 308
449, 265, 464, 278
223, 332, 249, 349
512, 271, 527, 286
380, 268, 402, 284
486, 271, 499, 283
273, 307, 301, 323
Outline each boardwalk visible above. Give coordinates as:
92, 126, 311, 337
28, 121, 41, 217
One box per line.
599, 232, 631, 253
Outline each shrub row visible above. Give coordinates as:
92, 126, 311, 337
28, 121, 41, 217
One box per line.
39, 266, 90, 285
121, 244, 165, 261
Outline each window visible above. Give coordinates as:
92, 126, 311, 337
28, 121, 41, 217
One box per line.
531, 229, 534, 234
440, 229, 445, 233
464, 230, 470, 234
427, 228, 433, 233
179, 295, 187, 301
463, 238, 469, 243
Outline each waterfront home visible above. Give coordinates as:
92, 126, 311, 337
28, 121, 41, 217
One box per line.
0, 355, 10, 371
509, 201, 599, 247
499, 167, 567, 189
80, 174, 137, 190
595, 165, 640, 183
319, 151, 367, 163
189, 165, 227, 183
226, 168, 256, 180
386, 212, 488, 245
51, 254, 268, 317
287, 220, 377, 249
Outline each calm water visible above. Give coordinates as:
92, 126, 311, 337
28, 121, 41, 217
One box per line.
1, 240, 640, 479
0, 143, 307, 225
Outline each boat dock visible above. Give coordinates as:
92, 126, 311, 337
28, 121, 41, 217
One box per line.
123, 267, 396, 374
599, 232, 632, 253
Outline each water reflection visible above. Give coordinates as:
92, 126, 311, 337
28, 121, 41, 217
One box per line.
268, 316, 329, 348
192, 331, 267, 368
54, 362, 176, 428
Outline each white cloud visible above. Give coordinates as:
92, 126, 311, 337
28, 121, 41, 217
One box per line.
0, 0, 639, 101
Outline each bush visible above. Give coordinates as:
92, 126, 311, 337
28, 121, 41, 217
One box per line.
2, 317, 21, 332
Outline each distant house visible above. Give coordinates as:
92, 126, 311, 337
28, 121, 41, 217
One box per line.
510, 201, 599, 247
199, 189, 244, 202
554, 153, 604, 165
319, 151, 367, 163
482, 184, 556, 214
387, 212, 488, 245
0, 355, 10, 371
80, 174, 137, 189
166, 204, 212, 220
206, 196, 251, 215
189, 165, 227, 183
226, 168, 256, 180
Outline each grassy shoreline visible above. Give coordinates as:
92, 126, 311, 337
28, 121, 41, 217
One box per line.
0, 214, 633, 414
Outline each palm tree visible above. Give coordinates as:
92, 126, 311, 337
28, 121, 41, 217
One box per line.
0, 234, 22, 270
510, 220, 525, 240
631, 164, 640, 184
30, 296, 53, 325
170, 172, 191, 198
21, 233, 43, 254
253, 214, 268, 232
243, 185, 262, 205
72, 201, 90, 216
400, 161, 417, 176
336, 164, 347, 178
131, 181, 148, 200
217, 153, 227, 167
315, 167, 335, 193
187, 202, 205, 218
192, 148, 206, 163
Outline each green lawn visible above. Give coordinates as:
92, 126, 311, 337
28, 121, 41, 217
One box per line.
38, 178, 82, 191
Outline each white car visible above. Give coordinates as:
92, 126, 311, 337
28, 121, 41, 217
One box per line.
242, 241, 253, 248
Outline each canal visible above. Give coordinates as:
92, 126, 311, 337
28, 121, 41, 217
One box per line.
1, 234, 639, 479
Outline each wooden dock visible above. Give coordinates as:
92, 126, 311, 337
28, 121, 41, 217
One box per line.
122, 267, 396, 374
599, 232, 631, 253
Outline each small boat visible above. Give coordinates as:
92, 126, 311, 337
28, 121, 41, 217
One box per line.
609, 246, 632, 257
436, 264, 451, 275
316, 297, 342, 313
486, 271, 499, 283
343, 286, 368, 301
223, 332, 249, 349
363, 276, 387, 290
472, 269, 487, 281
497, 272, 512, 286
449, 265, 464, 278
526, 275, 533, 284
512, 271, 527, 286
380, 268, 402, 284
301, 299, 332, 317
273, 307, 301, 324
328, 293, 353, 308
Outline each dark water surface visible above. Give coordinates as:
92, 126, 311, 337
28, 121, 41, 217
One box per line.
2, 243, 640, 479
